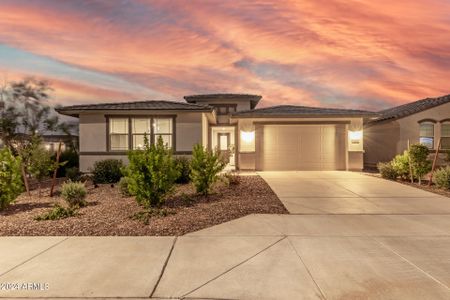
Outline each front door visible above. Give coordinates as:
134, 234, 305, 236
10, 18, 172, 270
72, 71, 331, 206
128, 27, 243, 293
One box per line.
218, 133, 230, 163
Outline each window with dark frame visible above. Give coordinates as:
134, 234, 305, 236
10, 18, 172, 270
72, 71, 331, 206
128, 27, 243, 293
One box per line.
419, 122, 434, 149
441, 123, 450, 149
109, 117, 173, 151
211, 104, 237, 115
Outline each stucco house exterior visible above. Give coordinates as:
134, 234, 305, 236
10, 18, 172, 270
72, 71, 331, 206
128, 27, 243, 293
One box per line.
364, 95, 450, 168
56, 94, 377, 172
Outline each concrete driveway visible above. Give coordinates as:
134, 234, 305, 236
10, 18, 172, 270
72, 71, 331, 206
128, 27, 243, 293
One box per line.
259, 171, 450, 214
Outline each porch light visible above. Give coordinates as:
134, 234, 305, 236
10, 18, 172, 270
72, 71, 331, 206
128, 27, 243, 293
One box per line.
241, 131, 255, 143
349, 130, 362, 144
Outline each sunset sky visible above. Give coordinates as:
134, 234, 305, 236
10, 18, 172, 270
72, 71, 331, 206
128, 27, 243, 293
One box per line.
0, 0, 449, 110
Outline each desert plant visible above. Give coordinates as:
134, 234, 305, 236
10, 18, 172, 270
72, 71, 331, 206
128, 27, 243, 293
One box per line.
61, 181, 87, 207
377, 162, 398, 180
0, 148, 23, 210
174, 156, 191, 184
391, 151, 411, 180
118, 176, 134, 197
27, 145, 55, 197
409, 144, 431, 185
433, 166, 450, 189
190, 144, 226, 195
35, 204, 77, 221
126, 136, 179, 208
91, 159, 123, 184
223, 171, 241, 186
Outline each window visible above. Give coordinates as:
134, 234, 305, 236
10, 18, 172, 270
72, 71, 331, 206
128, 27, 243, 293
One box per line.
109, 118, 129, 151
109, 117, 174, 151
419, 122, 434, 149
212, 104, 237, 115
154, 118, 173, 148
441, 123, 450, 149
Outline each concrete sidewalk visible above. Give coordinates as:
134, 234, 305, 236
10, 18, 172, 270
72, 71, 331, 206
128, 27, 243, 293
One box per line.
1, 213, 450, 299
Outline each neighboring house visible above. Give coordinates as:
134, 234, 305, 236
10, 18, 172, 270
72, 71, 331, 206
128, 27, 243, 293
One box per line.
56, 94, 377, 172
364, 94, 450, 168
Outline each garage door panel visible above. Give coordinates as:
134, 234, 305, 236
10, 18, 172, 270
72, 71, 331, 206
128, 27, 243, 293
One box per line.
258, 124, 346, 171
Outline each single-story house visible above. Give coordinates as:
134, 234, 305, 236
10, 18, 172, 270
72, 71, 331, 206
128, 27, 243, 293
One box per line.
364, 94, 450, 168
56, 93, 450, 172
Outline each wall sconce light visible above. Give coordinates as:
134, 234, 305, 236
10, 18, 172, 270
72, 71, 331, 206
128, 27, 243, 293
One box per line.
349, 130, 363, 144
241, 131, 255, 143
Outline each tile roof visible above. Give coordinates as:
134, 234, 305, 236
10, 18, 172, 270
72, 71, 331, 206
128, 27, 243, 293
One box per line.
56, 100, 213, 117
232, 105, 378, 118
374, 94, 450, 123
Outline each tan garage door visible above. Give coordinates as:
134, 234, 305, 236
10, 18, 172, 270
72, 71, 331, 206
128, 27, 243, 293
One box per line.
256, 124, 346, 171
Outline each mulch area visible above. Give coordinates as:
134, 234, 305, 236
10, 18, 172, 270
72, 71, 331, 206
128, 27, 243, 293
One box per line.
363, 171, 450, 198
0, 176, 288, 236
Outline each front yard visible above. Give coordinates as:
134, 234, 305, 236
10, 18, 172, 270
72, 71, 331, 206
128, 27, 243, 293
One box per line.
0, 175, 287, 236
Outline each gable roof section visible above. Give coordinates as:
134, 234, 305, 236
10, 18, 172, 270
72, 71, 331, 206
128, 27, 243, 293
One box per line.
56, 100, 213, 117
232, 105, 377, 118
374, 94, 450, 123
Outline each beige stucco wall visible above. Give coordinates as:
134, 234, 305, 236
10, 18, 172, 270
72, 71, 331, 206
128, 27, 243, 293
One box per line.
78, 110, 205, 172
233, 117, 365, 171
364, 102, 450, 167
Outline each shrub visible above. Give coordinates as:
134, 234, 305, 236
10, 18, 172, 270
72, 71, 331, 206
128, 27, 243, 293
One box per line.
391, 151, 411, 180
190, 144, 226, 195
35, 204, 77, 221
28, 145, 55, 197
65, 167, 80, 181
0, 148, 23, 210
119, 176, 133, 197
433, 166, 450, 189
127, 136, 179, 208
174, 156, 191, 184
409, 144, 431, 185
223, 171, 241, 186
378, 162, 398, 180
61, 181, 87, 207
54, 150, 79, 178
91, 159, 123, 184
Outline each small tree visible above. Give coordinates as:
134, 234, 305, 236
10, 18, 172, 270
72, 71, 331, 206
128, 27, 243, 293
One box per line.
190, 144, 226, 196
127, 136, 179, 208
0, 148, 23, 210
28, 145, 55, 197
409, 144, 432, 185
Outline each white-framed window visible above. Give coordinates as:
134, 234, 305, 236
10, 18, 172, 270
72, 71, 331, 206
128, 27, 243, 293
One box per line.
109, 118, 129, 151
419, 122, 434, 149
441, 122, 450, 149
154, 118, 173, 148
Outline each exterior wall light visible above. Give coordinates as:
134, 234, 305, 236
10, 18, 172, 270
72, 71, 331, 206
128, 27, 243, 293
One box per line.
241, 131, 255, 143
349, 130, 363, 144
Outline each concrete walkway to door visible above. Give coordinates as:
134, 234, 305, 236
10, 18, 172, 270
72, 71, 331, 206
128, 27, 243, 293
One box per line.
259, 171, 450, 214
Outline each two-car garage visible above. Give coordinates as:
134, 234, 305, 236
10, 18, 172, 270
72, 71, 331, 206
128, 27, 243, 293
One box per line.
255, 124, 347, 171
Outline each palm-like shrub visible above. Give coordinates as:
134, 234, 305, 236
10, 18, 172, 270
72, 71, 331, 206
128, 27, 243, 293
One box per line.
61, 181, 87, 207
126, 136, 179, 208
190, 144, 226, 195
0, 148, 23, 210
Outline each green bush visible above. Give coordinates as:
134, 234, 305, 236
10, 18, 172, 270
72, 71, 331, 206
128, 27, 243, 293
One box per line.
28, 145, 55, 196
391, 151, 410, 180
433, 166, 450, 189
378, 162, 398, 180
54, 150, 79, 178
174, 156, 191, 184
190, 144, 226, 195
126, 136, 179, 208
91, 159, 123, 184
65, 167, 80, 181
409, 144, 431, 185
0, 148, 23, 210
61, 181, 87, 207
118, 176, 133, 197
35, 204, 77, 221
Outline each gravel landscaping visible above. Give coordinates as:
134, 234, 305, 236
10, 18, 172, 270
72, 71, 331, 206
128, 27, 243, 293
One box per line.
0, 175, 287, 236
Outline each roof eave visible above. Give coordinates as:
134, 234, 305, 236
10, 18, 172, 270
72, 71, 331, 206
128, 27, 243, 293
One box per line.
231, 113, 379, 119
